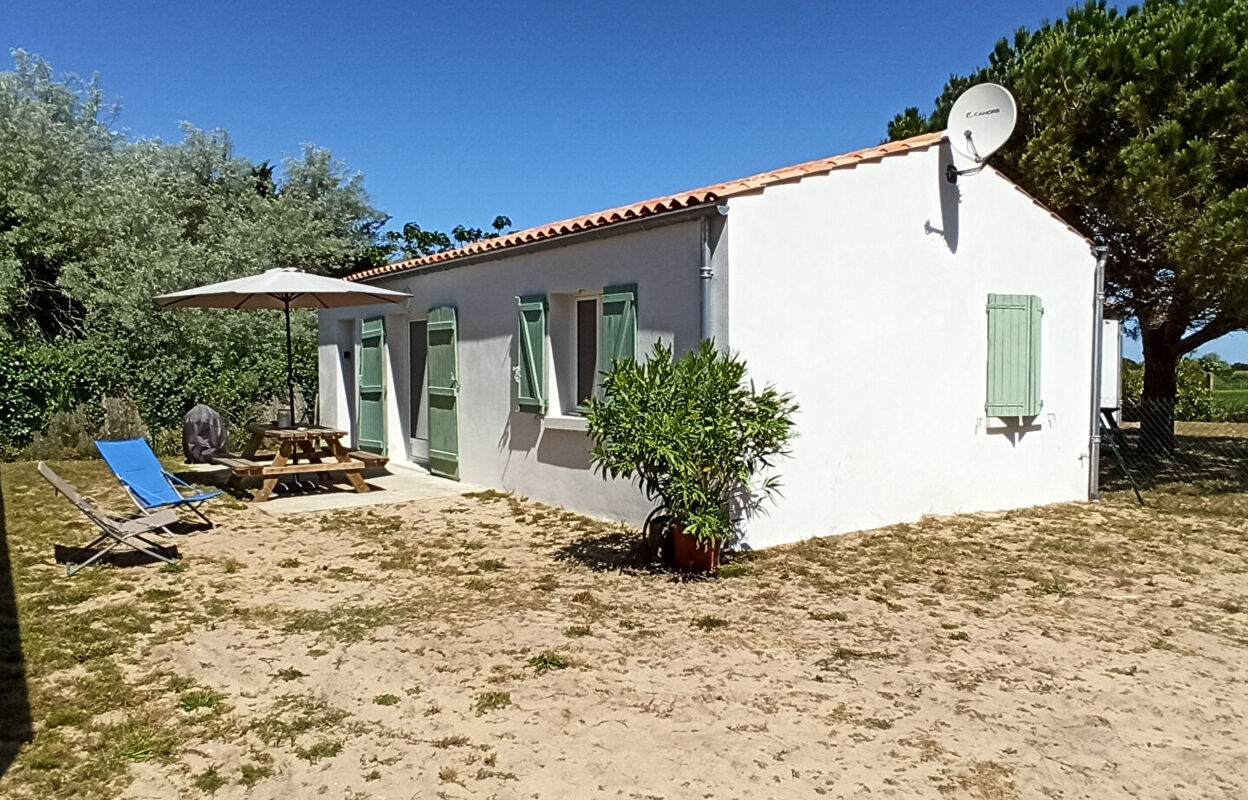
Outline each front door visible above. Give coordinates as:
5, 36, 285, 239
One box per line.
426, 306, 459, 479
408, 319, 430, 464
357, 317, 386, 455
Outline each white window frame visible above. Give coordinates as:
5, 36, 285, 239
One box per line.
569, 290, 601, 414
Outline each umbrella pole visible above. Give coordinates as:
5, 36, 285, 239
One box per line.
284, 297, 296, 425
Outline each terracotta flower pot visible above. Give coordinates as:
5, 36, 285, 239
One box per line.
670, 524, 722, 573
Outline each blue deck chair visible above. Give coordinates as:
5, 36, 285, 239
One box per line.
95, 438, 221, 528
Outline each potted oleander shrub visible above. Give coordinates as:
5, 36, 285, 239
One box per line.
585, 340, 797, 572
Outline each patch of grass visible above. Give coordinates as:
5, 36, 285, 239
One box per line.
570, 590, 598, 606
432, 734, 470, 748
716, 562, 751, 579
693, 615, 729, 631
276, 557, 301, 568
106, 719, 176, 763
142, 587, 180, 603
439, 765, 459, 783
475, 558, 507, 572
949, 630, 971, 642
238, 761, 274, 787
462, 489, 511, 502
465, 577, 492, 591
320, 509, 403, 536
306, 648, 329, 657
373, 693, 400, 706
363, 769, 382, 781
249, 694, 350, 747
192, 765, 227, 794
295, 739, 342, 763
474, 691, 512, 715
160, 561, 187, 574
527, 650, 570, 673
43, 706, 89, 729
535, 574, 559, 592
815, 647, 897, 668
272, 667, 307, 682
808, 610, 848, 622
281, 604, 389, 643
178, 687, 226, 713
563, 624, 592, 637
220, 557, 245, 574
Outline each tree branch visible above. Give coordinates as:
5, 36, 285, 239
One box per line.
1175, 317, 1237, 356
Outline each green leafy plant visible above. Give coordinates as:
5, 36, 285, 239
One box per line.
586, 340, 797, 546
473, 691, 511, 715
1122, 357, 1216, 422
526, 651, 570, 673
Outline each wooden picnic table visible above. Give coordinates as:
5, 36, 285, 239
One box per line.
213, 423, 387, 502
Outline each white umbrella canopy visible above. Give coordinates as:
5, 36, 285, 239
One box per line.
154, 267, 411, 424
153, 266, 410, 310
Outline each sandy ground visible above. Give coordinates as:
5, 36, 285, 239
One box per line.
5, 465, 1248, 799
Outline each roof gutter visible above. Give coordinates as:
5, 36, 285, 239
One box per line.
355, 202, 724, 284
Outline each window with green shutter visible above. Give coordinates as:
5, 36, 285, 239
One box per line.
986, 293, 1043, 417
514, 294, 547, 414
598, 283, 637, 376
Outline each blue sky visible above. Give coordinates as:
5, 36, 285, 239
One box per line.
3, 0, 1243, 361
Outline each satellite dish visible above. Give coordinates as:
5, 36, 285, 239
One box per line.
944, 83, 1017, 183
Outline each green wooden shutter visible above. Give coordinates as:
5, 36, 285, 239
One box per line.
599, 284, 637, 379
986, 294, 1043, 417
357, 317, 386, 455
426, 306, 460, 479
514, 294, 547, 414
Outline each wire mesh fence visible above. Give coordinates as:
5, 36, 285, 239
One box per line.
1099, 395, 1248, 499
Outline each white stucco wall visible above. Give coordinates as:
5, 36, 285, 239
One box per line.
318, 220, 707, 524
725, 143, 1096, 548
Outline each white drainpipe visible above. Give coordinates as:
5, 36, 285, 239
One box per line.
1088, 244, 1109, 500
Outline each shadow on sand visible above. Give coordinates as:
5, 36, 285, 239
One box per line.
1100, 429, 1248, 495
554, 528, 710, 582
0, 465, 32, 778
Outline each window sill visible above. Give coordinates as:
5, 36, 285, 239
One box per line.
543, 414, 589, 432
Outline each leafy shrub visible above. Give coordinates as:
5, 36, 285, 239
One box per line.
586, 340, 797, 546
19, 406, 97, 461
1122, 357, 1217, 422
0, 343, 73, 458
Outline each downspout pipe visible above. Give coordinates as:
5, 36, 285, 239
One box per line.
699, 205, 729, 343
1088, 244, 1109, 500
700, 217, 713, 342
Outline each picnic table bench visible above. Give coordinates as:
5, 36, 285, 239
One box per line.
213, 423, 388, 502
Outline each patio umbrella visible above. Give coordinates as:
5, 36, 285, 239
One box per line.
154, 267, 411, 424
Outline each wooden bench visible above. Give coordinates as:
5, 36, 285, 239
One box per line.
213, 456, 265, 477
348, 451, 389, 469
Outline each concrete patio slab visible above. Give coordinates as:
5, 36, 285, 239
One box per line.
178, 462, 477, 514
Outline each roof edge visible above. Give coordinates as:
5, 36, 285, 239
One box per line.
347, 131, 946, 282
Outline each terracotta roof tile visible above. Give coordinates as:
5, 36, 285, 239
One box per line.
347, 131, 946, 281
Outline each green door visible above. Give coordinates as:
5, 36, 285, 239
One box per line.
357, 317, 386, 455
426, 306, 460, 479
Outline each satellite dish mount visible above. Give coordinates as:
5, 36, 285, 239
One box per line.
943, 83, 1017, 184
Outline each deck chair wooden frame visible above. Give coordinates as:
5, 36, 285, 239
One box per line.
38, 462, 181, 576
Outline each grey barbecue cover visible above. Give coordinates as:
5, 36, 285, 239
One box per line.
182, 405, 229, 463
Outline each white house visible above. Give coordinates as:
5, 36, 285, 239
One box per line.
317, 131, 1099, 549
